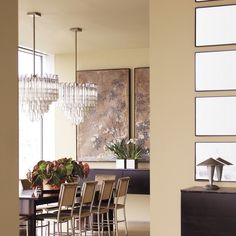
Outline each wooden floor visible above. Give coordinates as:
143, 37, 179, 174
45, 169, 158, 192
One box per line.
117, 221, 150, 236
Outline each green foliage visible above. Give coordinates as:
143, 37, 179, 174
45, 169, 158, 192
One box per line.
106, 138, 146, 160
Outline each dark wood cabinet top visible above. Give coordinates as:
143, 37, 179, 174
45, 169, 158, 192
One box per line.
181, 186, 236, 194
91, 168, 149, 171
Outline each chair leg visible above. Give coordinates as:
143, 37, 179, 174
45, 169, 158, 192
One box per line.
107, 212, 111, 236
71, 219, 75, 236
47, 222, 50, 236
97, 214, 101, 236
84, 217, 87, 236
79, 219, 82, 236
101, 214, 104, 236
53, 222, 56, 236
90, 215, 94, 236
26, 219, 29, 236
123, 208, 128, 236
114, 209, 118, 236
57, 222, 60, 236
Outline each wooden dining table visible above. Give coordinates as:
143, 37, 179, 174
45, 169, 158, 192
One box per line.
19, 189, 62, 236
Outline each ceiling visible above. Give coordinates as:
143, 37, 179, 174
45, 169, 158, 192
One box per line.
19, 0, 149, 54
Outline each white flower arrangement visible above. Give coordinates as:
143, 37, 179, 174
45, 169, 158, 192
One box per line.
106, 138, 146, 160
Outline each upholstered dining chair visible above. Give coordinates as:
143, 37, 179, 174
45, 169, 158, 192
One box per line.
109, 176, 130, 236
73, 181, 97, 235
36, 182, 78, 236
91, 179, 116, 236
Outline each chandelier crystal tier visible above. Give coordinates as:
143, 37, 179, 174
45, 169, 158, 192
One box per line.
19, 12, 59, 122
58, 27, 97, 125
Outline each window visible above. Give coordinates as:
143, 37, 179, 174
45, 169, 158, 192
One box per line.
18, 49, 55, 179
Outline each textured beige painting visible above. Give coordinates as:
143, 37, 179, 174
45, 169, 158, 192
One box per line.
134, 67, 150, 161
76, 69, 130, 161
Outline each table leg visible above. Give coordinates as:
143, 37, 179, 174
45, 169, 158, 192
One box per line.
27, 215, 36, 236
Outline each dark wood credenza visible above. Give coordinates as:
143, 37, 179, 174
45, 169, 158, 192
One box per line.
81, 168, 150, 195
181, 186, 236, 236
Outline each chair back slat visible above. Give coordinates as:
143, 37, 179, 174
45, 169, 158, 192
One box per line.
95, 174, 116, 191
116, 177, 130, 197
101, 180, 115, 201
81, 181, 97, 204
20, 179, 32, 190
59, 183, 78, 208
95, 174, 116, 183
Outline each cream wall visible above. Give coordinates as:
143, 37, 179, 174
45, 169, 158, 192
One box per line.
0, 1, 18, 235
150, 1, 197, 235
55, 47, 150, 222
150, 0, 236, 235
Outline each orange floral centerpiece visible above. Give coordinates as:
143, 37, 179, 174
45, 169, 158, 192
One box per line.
30, 158, 89, 190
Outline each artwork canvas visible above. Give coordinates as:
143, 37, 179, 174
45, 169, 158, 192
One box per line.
134, 67, 150, 161
76, 68, 130, 161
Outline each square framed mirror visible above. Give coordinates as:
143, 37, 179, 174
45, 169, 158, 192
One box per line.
195, 96, 236, 136
195, 50, 236, 91
196, 4, 236, 46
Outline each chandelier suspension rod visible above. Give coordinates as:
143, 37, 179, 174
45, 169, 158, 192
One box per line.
75, 29, 77, 81
70, 27, 82, 82
33, 13, 36, 76
27, 12, 41, 77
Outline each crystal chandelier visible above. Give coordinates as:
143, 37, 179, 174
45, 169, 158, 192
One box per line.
58, 28, 97, 125
19, 12, 59, 122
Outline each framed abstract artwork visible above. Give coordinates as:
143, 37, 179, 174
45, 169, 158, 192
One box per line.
134, 67, 150, 161
76, 68, 130, 161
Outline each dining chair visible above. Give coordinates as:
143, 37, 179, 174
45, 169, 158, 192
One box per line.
20, 179, 32, 190
73, 181, 97, 235
92, 179, 116, 236
19, 179, 50, 236
20, 178, 59, 214
95, 174, 116, 183
109, 176, 130, 236
36, 182, 78, 236
19, 215, 29, 236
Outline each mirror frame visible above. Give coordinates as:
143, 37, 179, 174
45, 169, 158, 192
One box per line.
195, 0, 221, 2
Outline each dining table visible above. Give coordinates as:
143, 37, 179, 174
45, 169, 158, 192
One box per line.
19, 189, 82, 236
19, 189, 60, 236
19, 185, 113, 236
